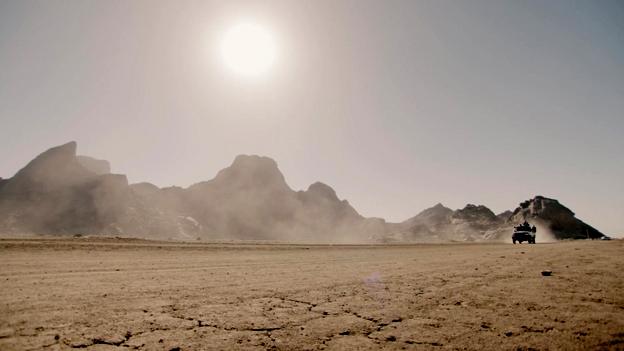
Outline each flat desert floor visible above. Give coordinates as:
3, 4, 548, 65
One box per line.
1, 238, 623, 350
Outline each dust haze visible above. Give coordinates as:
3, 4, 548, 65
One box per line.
533, 221, 558, 243
1, 0, 623, 350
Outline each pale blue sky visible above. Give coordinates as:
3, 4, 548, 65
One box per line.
1, 0, 623, 235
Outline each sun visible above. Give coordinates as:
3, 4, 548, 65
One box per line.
221, 22, 277, 77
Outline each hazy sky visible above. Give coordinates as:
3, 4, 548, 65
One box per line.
1, 0, 623, 235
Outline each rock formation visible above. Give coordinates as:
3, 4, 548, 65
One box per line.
496, 210, 513, 221
77, 155, 111, 175
380, 196, 606, 243
0, 142, 129, 234
0, 143, 379, 242
506, 196, 604, 240
380, 203, 506, 243
0, 142, 607, 242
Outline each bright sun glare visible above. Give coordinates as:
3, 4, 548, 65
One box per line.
221, 22, 276, 77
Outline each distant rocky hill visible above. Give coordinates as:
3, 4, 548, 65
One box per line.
76, 155, 111, 175
378, 196, 606, 243
0, 142, 385, 242
506, 196, 604, 240
0, 142, 129, 235
378, 203, 508, 243
0, 142, 607, 242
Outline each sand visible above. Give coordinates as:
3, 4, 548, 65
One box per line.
0, 238, 623, 350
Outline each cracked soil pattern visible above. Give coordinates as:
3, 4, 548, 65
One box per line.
1, 238, 623, 350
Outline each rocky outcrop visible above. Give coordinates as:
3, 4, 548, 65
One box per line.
453, 204, 498, 223
388, 196, 606, 243
449, 204, 505, 241
507, 196, 604, 240
77, 155, 111, 175
388, 203, 506, 242
0, 143, 607, 242
403, 203, 453, 229
182, 156, 371, 242
184, 155, 300, 240
0, 144, 377, 242
298, 182, 362, 225
0, 142, 129, 235
129, 182, 160, 197
0, 142, 94, 195
496, 210, 513, 222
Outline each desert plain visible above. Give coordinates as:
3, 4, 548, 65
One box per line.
0, 238, 623, 350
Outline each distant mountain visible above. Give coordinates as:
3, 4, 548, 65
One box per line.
0, 142, 129, 234
506, 196, 604, 240
403, 203, 453, 229
76, 155, 111, 175
378, 196, 606, 243
378, 203, 507, 243
181, 155, 381, 242
0, 142, 382, 242
496, 210, 513, 221
0, 142, 606, 242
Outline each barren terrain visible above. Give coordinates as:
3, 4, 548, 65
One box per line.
1, 238, 623, 350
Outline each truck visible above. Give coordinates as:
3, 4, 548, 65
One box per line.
512, 222, 536, 244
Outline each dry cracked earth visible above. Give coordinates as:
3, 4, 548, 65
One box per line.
1, 238, 623, 350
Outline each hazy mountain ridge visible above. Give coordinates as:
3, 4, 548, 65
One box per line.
0, 143, 382, 242
506, 196, 603, 240
378, 203, 506, 243
0, 142, 607, 242
76, 155, 111, 175
379, 197, 606, 243
0, 142, 130, 235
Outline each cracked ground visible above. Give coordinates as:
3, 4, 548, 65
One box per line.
1, 238, 623, 350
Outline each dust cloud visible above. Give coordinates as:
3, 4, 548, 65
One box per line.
534, 221, 557, 243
